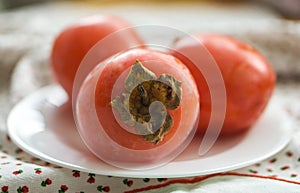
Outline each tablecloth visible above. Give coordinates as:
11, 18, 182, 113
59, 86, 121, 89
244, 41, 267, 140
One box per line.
1, 2, 300, 192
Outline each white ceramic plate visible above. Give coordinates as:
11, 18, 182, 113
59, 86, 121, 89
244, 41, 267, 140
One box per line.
7, 85, 293, 178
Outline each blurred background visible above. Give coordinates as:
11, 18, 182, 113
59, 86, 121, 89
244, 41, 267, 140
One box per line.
0, 0, 300, 19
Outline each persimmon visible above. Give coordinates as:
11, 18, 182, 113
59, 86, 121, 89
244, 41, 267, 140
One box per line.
50, 15, 144, 99
171, 34, 276, 135
75, 48, 199, 169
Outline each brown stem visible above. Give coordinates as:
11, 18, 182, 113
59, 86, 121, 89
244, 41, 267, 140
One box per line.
137, 84, 150, 106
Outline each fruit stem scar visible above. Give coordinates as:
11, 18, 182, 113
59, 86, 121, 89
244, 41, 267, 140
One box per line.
111, 60, 182, 144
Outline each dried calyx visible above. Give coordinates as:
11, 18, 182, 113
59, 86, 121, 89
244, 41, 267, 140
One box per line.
111, 60, 182, 144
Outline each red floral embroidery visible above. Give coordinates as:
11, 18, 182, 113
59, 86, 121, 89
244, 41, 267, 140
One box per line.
72, 170, 80, 178
123, 179, 133, 187
291, 173, 297, 178
59, 185, 68, 193
34, 168, 42, 175
45, 178, 52, 185
21, 186, 29, 193
15, 148, 23, 154
41, 178, 52, 187
17, 186, 29, 193
269, 158, 277, 163
1, 186, 8, 193
12, 170, 23, 175
248, 169, 258, 174
281, 166, 290, 170
286, 151, 293, 157
87, 176, 95, 184
87, 173, 96, 184
97, 185, 110, 192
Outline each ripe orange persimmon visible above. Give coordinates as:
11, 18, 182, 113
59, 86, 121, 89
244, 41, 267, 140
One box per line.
51, 15, 144, 99
75, 48, 199, 169
171, 34, 276, 135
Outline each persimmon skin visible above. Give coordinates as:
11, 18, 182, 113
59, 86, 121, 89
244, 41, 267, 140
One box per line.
171, 34, 276, 135
50, 15, 144, 99
76, 48, 199, 167
95, 48, 197, 150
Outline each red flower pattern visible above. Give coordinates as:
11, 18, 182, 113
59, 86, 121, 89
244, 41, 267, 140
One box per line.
21, 186, 29, 193
12, 170, 23, 175
1, 186, 8, 192
123, 179, 134, 187
17, 186, 29, 193
72, 170, 80, 178
41, 178, 52, 187
97, 185, 110, 192
87, 173, 96, 184
87, 176, 95, 184
34, 168, 42, 175
60, 185, 68, 191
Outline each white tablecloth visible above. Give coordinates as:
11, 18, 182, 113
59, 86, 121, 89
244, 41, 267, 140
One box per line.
1, 2, 300, 192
